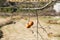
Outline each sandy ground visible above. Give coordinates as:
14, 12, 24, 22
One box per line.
0, 16, 60, 40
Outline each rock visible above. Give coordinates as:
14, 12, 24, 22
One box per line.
0, 30, 3, 39
0, 17, 13, 27
53, 3, 60, 13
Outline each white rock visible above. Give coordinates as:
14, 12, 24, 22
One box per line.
53, 3, 60, 13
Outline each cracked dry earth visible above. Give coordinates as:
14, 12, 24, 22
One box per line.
0, 17, 60, 40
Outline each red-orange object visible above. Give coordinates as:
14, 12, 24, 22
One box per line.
29, 21, 34, 26
26, 23, 30, 28
26, 21, 34, 28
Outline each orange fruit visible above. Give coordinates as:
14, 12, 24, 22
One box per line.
26, 23, 30, 28
26, 21, 34, 28
29, 21, 34, 26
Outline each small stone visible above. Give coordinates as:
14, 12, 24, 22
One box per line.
0, 30, 3, 39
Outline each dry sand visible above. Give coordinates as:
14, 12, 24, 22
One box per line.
0, 17, 60, 40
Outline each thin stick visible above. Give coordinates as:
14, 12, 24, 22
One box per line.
29, 28, 44, 40
36, 10, 39, 40
38, 21, 48, 33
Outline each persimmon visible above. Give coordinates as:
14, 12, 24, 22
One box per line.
29, 21, 34, 26
26, 21, 34, 28
26, 23, 30, 28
